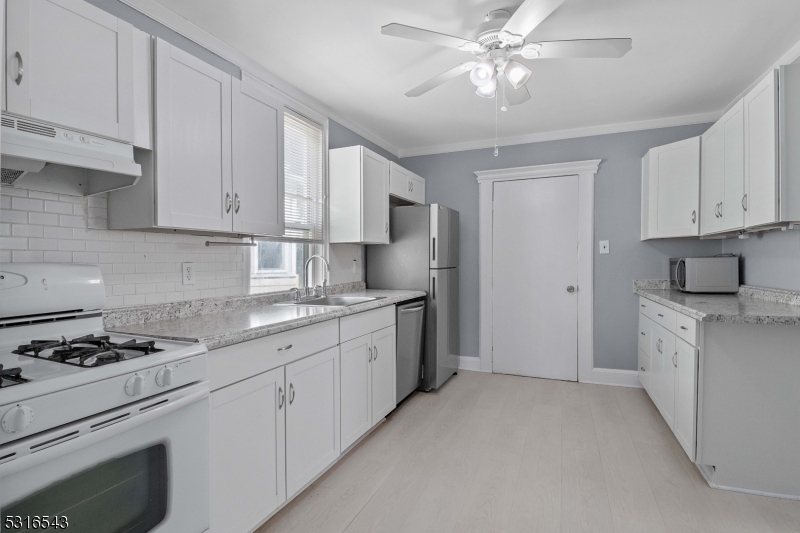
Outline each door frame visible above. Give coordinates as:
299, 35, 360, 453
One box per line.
476, 160, 600, 384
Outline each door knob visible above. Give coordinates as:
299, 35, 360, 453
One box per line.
566, 286, 575, 293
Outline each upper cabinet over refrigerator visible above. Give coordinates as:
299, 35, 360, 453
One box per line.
5, 0, 135, 142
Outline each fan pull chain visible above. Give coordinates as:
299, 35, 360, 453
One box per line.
494, 81, 499, 157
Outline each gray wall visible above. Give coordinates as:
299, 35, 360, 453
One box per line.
329, 121, 398, 163
721, 230, 800, 290
401, 124, 722, 371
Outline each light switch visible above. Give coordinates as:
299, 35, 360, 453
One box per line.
599, 240, 610, 254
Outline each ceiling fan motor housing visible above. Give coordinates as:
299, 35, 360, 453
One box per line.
472, 9, 512, 48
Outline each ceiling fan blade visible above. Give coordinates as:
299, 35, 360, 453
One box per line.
382, 23, 480, 50
406, 63, 473, 97
532, 38, 632, 58
500, 75, 531, 106
502, 0, 566, 39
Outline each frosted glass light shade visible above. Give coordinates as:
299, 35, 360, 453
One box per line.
504, 60, 532, 90
475, 75, 497, 98
470, 59, 496, 87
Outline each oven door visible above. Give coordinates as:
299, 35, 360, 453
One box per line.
0, 382, 209, 533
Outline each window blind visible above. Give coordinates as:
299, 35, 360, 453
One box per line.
283, 110, 324, 242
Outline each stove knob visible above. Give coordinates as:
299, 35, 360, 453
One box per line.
2, 405, 34, 434
125, 374, 146, 396
156, 367, 174, 387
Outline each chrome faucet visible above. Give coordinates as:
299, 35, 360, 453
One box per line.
303, 254, 330, 298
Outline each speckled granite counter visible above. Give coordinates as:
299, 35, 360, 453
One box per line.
634, 280, 800, 325
106, 290, 426, 350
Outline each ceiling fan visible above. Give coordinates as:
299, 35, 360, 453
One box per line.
381, 0, 632, 106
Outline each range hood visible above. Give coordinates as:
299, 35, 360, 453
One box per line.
1, 113, 142, 196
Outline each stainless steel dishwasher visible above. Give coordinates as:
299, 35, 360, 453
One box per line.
396, 299, 425, 403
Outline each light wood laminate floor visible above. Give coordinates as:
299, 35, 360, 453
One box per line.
256, 370, 800, 533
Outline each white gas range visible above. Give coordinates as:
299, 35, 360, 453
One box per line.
0, 263, 210, 533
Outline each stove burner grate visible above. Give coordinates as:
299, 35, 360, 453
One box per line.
13, 334, 163, 367
0, 364, 28, 388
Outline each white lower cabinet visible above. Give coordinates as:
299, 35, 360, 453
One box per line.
340, 325, 397, 450
285, 346, 341, 497
674, 337, 698, 461
210, 369, 286, 533
639, 297, 699, 462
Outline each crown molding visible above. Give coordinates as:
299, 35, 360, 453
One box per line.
118, 0, 400, 158
398, 111, 720, 158
475, 160, 601, 183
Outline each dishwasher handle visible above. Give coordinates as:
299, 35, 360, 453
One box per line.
400, 304, 425, 314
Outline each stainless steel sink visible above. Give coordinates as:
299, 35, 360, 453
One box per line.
275, 296, 385, 308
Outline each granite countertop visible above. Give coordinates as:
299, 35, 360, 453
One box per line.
107, 289, 426, 350
634, 281, 800, 325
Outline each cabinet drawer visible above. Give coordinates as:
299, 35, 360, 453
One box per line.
648, 301, 677, 333
209, 320, 339, 391
638, 348, 651, 392
340, 306, 395, 343
638, 313, 650, 354
638, 297, 650, 316
676, 313, 698, 346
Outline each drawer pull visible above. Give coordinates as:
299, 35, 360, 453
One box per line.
680, 326, 688, 330
657, 313, 664, 317
277, 345, 293, 352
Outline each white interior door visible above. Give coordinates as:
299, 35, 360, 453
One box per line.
492, 175, 579, 381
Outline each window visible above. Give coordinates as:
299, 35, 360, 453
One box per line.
249, 109, 325, 294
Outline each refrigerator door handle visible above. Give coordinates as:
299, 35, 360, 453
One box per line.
432, 237, 436, 262
432, 276, 436, 299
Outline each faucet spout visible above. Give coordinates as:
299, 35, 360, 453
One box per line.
303, 255, 330, 297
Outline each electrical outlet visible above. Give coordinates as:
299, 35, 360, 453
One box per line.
182, 263, 195, 285
599, 240, 610, 254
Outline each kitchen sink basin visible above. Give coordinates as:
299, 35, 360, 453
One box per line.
275, 296, 385, 308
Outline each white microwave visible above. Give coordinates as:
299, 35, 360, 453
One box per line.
669, 256, 740, 293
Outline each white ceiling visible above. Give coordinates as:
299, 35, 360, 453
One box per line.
151, 0, 800, 156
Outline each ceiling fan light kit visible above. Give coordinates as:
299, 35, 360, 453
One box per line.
381, 0, 632, 105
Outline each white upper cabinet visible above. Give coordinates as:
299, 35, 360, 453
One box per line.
154, 38, 232, 232
642, 136, 701, 239
701, 100, 744, 235
389, 161, 426, 204
5, 0, 135, 141
232, 75, 284, 236
744, 70, 779, 228
330, 145, 390, 244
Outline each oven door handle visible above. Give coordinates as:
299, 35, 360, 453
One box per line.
0, 384, 209, 478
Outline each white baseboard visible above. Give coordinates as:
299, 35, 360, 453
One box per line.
458, 356, 485, 372
696, 463, 800, 501
581, 368, 642, 388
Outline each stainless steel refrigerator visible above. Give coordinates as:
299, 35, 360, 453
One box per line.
366, 204, 459, 391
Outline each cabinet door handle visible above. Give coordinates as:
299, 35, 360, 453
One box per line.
719, 201, 723, 217
374, 345, 378, 360
408, 181, 412, 192
278, 386, 285, 409
641, 367, 645, 372
673, 353, 677, 368
679, 326, 688, 330
742, 194, 748, 212
640, 331, 645, 336
657, 313, 664, 317
640, 304, 645, 308
691, 210, 696, 224
411, 181, 414, 192
225, 193, 232, 213
14, 51, 23, 85
369, 347, 372, 362
234, 193, 240, 213
289, 383, 295, 405
277, 344, 292, 352
386, 222, 389, 233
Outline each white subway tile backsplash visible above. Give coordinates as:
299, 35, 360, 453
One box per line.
2, 189, 359, 309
